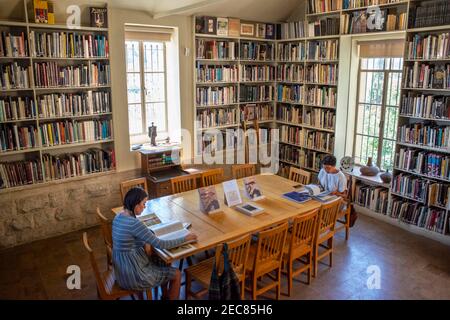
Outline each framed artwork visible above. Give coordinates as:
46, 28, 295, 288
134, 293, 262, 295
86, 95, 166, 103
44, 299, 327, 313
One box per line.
240, 23, 255, 36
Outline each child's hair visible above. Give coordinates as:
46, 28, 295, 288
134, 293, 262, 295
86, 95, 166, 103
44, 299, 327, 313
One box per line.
123, 187, 148, 216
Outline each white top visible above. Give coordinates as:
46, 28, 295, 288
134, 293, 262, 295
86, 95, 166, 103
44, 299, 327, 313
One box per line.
318, 168, 347, 193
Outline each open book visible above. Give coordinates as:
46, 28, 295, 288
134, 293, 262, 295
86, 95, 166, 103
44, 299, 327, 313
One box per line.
302, 184, 338, 203
138, 213, 162, 227
149, 221, 197, 259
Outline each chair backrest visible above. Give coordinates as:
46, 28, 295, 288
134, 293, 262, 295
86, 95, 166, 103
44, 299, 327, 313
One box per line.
214, 234, 251, 276
83, 232, 115, 299
288, 166, 311, 185
290, 209, 319, 255
201, 168, 224, 187
253, 222, 288, 274
120, 177, 148, 200
171, 175, 197, 194
96, 208, 113, 267
318, 198, 342, 235
231, 164, 256, 180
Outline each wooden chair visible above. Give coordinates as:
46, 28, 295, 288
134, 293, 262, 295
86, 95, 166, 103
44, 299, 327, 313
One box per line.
245, 222, 288, 300
232, 164, 256, 180
201, 168, 224, 187
288, 166, 311, 185
184, 234, 251, 300
170, 175, 197, 194
282, 209, 319, 296
120, 177, 148, 200
82, 232, 152, 300
313, 198, 342, 277
96, 208, 113, 269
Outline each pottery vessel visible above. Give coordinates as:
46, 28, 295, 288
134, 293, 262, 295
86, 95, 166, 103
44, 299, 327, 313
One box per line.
360, 157, 380, 176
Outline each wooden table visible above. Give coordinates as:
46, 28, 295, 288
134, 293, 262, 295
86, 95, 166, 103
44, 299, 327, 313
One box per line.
112, 173, 321, 263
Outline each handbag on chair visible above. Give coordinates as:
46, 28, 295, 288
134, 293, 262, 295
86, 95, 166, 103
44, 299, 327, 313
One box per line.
208, 243, 241, 300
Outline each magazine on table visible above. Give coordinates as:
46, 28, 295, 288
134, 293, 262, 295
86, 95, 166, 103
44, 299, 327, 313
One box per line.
198, 186, 221, 214
243, 177, 265, 201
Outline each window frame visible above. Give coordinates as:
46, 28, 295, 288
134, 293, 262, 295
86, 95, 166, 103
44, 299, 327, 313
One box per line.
125, 39, 169, 141
352, 57, 403, 170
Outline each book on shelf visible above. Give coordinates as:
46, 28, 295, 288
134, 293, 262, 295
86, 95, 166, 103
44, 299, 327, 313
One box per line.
307, 39, 339, 61
240, 85, 274, 102
342, 0, 404, 10
256, 23, 266, 39
228, 18, 240, 37
196, 107, 238, 128
266, 24, 275, 39
305, 63, 338, 84
198, 185, 221, 214
404, 62, 450, 89
0, 31, 28, 58
280, 125, 335, 152
407, 33, 450, 60
398, 123, 450, 150
308, 0, 342, 14
217, 17, 229, 36
277, 84, 304, 103
30, 0, 48, 24
205, 16, 218, 35
392, 173, 430, 202
428, 182, 450, 209
0, 63, 32, 90
0, 124, 38, 152
277, 21, 305, 39
0, 96, 36, 122
280, 144, 326, 171
400, 93, 450, 120
277, 42, 306, 61
354, 183, 389, 214
277, 64, 305, 82
410, 0, 450, 29
307, 17, 339, 37
0, 158, 44, 189
239, 64, 276, 82
195, 39, 237, 60
90, 7, 108, 28
240, 41, 275, 61
222, 179, 243, 206
196, 64, 238, 83
396, 147, 450, 180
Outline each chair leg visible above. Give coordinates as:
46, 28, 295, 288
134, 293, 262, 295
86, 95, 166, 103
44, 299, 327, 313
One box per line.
276, 269, 281, 300
345, 213, 350, 240
328, 238, 333, 267
313, 244, 318, 278
287, 260, 293, 297
307, 252, 312, 285
185, 272, 191, 300
252, 276, 257, 300
178, 258, 184, 271
187, 256, 193, 266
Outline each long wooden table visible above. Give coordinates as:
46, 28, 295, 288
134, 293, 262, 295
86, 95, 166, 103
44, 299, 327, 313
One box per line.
112, 173, 322, 263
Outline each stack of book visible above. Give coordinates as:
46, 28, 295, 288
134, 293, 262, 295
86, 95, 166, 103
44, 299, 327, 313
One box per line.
0, 97, 36, 121
38, 119, 112, 146
0, 124, 38, 151
196, 65, 238, 82
277, 64, 304, 82
0, 63, 32, 89
277, 84, 304, 103
400, 93, 450, 119
407, 33, 450, 60
30, 31, 109, 58
398, 123, 450, 150
276, 42, 306, 61
240, 85, 274, 102
0, 31, 28, 57
195, 86, 237, 106
0, 159, 43, 188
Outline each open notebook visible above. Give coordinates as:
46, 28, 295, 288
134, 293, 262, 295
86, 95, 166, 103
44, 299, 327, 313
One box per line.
149, 221, 197, 258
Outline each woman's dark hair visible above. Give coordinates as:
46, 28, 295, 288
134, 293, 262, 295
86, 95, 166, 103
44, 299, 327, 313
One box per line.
123, 187, 148, 217
322, 155, 337, 166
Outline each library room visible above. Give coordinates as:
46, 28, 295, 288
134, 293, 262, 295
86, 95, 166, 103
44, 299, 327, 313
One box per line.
0, 0, 449, 304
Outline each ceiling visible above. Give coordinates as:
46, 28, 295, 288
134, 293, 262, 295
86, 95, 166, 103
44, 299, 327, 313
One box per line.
109, 0, 304, 22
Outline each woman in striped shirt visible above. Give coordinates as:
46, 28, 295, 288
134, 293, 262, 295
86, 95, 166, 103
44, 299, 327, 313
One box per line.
112, 187, 197, 300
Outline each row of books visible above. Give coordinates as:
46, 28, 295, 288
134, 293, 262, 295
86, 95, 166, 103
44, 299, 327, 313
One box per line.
395, 147, 450, 181
195, 39, 238, 60
342, 0, 403, 10
30, 31, 109, 58
42, 148, 115, 181
196, 65, 238, 82
277, 42, 306, 61
354, 184, 389, 214
392, 173, 429, 202
240, 42, 275, 61
307, 18, 340, 37
239, 85, 274, 102
280, 125, 335, 152
305, 86, 337, 107
196, 107, 239, 128
0, 158, 43, 188
195, 86, 238, 106
428, 182, 449, 209
38, 119, 112, 147
276, 104, 302, 124
305, 63, 338, 84
280, 144, 326, 171
390, 199, 447, 234
240, 104, 273, 122
0, 63, 32, 89
403, 62, 450, 89
277, 84, 304, 103
307, 40, 339, 61
341, 10, 406, 35
398, 123, 450, 150
239, 65, 276, 82
195, 16, 276, 39
406, 33, 450, 60
0, 32, 28, 57
34, 61, 111, 87
303, 107, 336, 129
278, 21, 305, 39
308, 0, 342, 14
0, 124, 38, 151
400, 93, 450, 120
0, 96, 36, 122
37, 91, 111, 118
277, 64, 305, 82
409, 0, 450, 29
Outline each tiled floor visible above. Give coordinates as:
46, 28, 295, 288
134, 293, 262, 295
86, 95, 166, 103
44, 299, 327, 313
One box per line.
0, 214, 449, 300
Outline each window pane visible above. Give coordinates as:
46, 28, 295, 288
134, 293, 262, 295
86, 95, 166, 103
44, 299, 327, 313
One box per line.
145, 73, 165, 102
384, 107, 398, 141
146, 102, 166, 132
355, 134, 379, 166
144, 42, 164, 72
125, 41, 140, 72
387, 72, 402, 106
367, 72, 384, 104
381, 139, 395, 171
128, 104, 143, 135
127, 73, 141, 104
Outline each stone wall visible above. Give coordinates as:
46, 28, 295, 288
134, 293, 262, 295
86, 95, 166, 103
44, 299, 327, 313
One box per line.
0, 169, 141, 250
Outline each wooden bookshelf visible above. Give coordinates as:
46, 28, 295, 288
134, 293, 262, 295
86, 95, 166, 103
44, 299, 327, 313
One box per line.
0, 1, 114, 192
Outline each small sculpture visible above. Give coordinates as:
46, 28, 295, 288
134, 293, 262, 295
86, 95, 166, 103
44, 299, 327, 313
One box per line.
360, 157, 380, 176
148, 122, 157, 146
380, 169, 392, 183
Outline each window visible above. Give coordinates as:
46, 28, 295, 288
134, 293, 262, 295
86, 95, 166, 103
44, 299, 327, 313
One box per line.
125, 40, 168, 139
353, 56, 403, 170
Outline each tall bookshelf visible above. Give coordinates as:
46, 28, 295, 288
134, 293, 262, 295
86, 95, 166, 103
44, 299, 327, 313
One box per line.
391, 0, 450, 242
0, 0, 115, 192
